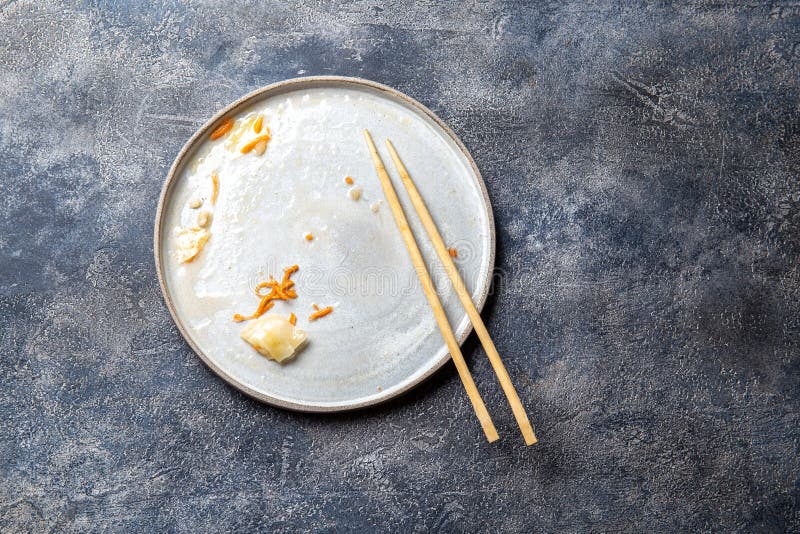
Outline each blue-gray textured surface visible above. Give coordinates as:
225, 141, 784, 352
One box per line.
2, 1, 799, 532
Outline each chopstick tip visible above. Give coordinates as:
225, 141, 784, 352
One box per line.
362, 129, 376, 147
364, 130, 384, 158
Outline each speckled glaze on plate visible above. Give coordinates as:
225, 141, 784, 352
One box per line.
154, 76, 495, 412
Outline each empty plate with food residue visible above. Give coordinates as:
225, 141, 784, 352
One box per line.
154, 76, 495, 411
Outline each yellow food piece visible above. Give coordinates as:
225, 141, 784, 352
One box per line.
211, 171, 219, 204
348, 186, 362, 201
253, 138, 268, 156
197, 210, 212, 228
175, 227, 210, 263
240, 314, 307, 362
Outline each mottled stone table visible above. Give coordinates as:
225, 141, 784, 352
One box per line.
2, 2, 799, 531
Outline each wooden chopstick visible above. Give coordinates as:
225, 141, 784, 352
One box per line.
363, 130, 499, 443
385, 139, 538, 446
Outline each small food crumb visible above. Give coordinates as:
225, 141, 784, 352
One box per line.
197, 210, 212, 228
304, 232, 314, 241
253, 115, 263, 134
210, 117, 234, 140
253, 139, 268, 156
288, 312, 297, 326
377, 386, 383, 392
345, 176, 354, 185
211, 171, 219, 204
448, 247, 458, 258
175, 227, 210, 263
188, 197, 202, 209
309, 304, 333, 321
348, 186, 362, 201
370, 201, 381, 213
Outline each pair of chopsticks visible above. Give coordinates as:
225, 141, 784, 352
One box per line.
363, 130, 537, 446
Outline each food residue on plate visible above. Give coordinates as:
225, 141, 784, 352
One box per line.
175, 105, 371, 365
348, 186, 362, 201
254, 138, 269, 156
240, 313, 307, 362
309, 303, 333, 321
240, 132, 272, 154
211, 171, 219, 204
210, 117, 234, 140
233, 265, 299, 322
448, 247, 458, 258
175, 227, 210, 263
224, 117, 253, 148
197, 210, 212, 228
370, 201, 381, 213
223, 115, 270, 152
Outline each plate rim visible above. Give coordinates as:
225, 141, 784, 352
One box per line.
153, 75, 496, 412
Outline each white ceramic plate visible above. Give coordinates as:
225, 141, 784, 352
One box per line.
155, 77, 495, 411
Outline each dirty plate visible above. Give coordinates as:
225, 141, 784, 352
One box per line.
154, 76, 495, 411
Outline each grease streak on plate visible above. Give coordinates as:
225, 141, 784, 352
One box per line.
154, 77, 495, 412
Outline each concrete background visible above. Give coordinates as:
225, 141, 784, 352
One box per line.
2, 1, 799, 531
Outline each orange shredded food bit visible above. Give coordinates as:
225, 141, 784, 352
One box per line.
281, 265, 298, 285
256, 297, 275, 313
312, 303, 320, 311
305, 233, 314, 241
309, 305, 333, 321
235, 265, 300, 321
345, 176, 354, 185
211, 171, 219, 204
233, 299, 275, 322
448, 247, 458, 258
288, 313, 297, 326
210, 118, 234, 140
273, 284, 290, 300
240, 134, 272, 154
254, 281, 273, 297
253, 115, 263, 133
